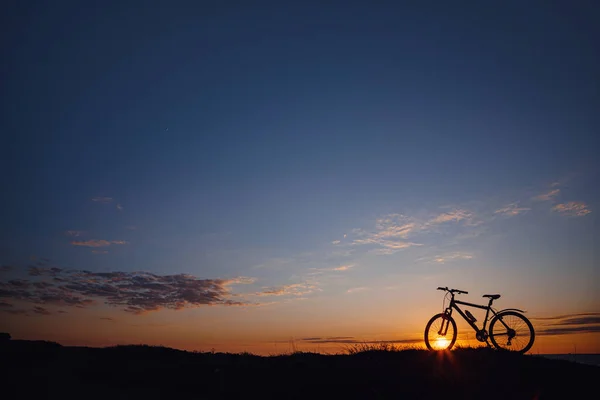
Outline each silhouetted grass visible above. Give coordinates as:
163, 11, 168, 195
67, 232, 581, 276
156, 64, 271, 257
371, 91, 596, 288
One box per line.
1, 340, 596, 399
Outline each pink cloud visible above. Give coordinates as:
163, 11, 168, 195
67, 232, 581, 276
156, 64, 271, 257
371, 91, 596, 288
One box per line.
552, 202, 591, 217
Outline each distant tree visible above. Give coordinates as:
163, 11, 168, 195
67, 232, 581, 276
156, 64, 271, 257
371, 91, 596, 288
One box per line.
0, 332, 11, 341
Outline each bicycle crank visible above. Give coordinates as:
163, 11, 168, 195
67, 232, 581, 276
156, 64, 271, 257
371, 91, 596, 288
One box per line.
475, 330, 489, 342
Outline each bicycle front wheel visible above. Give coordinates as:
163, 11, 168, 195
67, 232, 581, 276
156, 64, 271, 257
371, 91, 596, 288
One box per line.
424, 313, 457, 351
489, 311, 535, 353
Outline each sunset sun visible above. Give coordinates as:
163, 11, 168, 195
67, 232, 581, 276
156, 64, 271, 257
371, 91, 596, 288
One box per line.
434, 337, 451, 350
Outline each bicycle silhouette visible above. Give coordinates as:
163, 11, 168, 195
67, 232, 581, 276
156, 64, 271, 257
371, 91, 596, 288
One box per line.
424, 287, 535, 353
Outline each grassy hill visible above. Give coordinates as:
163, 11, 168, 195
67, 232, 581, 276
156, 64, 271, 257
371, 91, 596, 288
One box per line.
1, 340, 597, 399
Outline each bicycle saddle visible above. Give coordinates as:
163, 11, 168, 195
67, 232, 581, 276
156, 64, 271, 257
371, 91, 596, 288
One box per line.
483, 294, 501, 300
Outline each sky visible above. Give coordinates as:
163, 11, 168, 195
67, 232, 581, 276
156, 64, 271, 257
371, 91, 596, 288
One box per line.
1, 1, 599, 355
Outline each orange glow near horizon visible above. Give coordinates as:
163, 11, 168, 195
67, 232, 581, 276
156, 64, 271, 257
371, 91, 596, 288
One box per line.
2, 303, 599, 356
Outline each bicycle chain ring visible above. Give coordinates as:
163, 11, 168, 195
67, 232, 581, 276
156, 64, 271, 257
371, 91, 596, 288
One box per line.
475, 329, 488, 342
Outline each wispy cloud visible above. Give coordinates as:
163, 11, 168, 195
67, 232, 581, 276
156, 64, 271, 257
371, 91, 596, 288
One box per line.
375, 215, 417, 238
65, 230, 84, 237
531, 312, 600, 336
552, 201, 591, 217
71, 239, 129, 248
354, 238, 422, 255
346, 287, 369, 294
332, 265, 353, 271
331, 240, 341, 245
537, 326, 600, 335
91, 197, 113, 203
349, 209, 480, 255
351, 214, 422, 255
426, 209, 473, 225
306, 264, 355, 276
494, 203, 531, 217
224, 277, 257, 285
530, 312, 599, 321
116, 203, 124, 211
257, 282, 318, 297
533, 189, 560, 201
1, 267, 255, 315
417, 252, 474, 264
32, 306, 51, 315
91, 250, 108, 254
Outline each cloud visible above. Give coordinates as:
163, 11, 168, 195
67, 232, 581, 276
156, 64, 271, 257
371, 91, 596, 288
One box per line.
1, 268, 255, 315
375, 215, 417, 238
533, 189, 560, 201
552, 202, 591, 217
346, 287, 368, 294
116, 203, 124, 211
531, 312, 600, 336
427, 209, 473, 225
0, 301, 13, 307
92, 250, 109, 254
332, 265, 353, 271
417, 252, 474, 264
555, 316, 600, 325
530, 312, 599, 321
494, 203, 531, 217
351, 215, 422, 255
257, 283, 318, 297
368, 244, 421, 255
71, 240, 111, 247
331, 240, 341, 245
71, 240, 129, 248
537, 326, 600, 336
353, 238, 420, 250
306, 264, 354, 276
349, 210, 482, 255
91, 197, 113, 203
32, 306, 51, 315
224, 277, 257, 285
100, 317, 114, 321
0, 265, 11, 273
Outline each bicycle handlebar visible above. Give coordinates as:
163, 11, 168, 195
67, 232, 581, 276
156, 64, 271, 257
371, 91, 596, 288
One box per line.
437, 286, 468, 295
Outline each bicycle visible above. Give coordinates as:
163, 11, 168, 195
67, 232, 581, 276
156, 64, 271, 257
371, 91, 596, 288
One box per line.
424, 286, 535, 353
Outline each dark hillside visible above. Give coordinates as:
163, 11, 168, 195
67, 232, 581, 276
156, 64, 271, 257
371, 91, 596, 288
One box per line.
1, 341, 596, 399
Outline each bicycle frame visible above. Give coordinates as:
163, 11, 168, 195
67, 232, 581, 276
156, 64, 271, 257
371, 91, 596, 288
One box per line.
444, 297, 496, 333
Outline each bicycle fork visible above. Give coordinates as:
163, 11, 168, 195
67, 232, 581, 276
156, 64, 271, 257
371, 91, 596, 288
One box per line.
437, 311, 452, 336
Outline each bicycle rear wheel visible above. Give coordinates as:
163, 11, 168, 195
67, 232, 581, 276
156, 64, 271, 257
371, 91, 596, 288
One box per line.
489, 311, 535, 353
424, 313, 457, 351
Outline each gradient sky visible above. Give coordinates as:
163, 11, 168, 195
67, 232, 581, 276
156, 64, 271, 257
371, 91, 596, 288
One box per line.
1, 1, 599, 354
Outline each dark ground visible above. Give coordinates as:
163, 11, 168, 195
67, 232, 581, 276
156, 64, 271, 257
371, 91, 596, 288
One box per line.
1, 340, 597, 399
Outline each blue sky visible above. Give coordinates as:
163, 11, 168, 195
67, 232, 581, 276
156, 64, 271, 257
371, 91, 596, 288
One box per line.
1, 1, 599, 353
